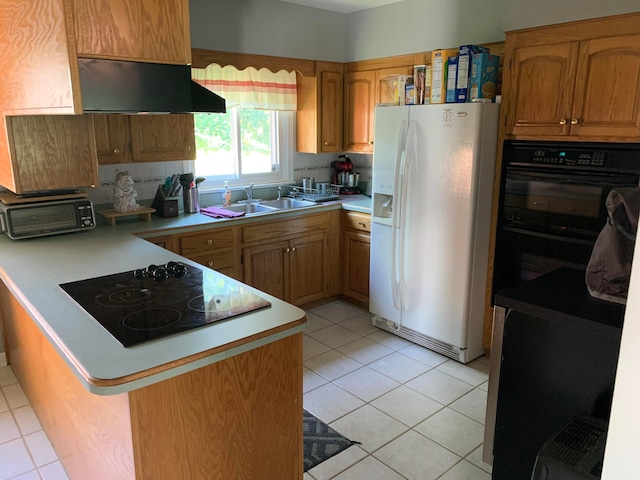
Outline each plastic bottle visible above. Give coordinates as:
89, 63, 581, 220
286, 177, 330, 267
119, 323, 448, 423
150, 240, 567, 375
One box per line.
223, 181, 232, 206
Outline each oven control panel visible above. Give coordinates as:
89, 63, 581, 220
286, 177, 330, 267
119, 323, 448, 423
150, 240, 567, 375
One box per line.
531, 149, 605, 167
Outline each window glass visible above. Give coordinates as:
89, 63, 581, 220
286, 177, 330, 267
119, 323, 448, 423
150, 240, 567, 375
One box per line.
193, 108, 292, 188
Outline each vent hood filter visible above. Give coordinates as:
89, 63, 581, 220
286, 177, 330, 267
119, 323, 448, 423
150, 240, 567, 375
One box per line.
78, 58, 226, 114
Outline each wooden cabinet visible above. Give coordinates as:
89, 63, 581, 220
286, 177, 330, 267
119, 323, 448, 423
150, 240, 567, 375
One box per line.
241, 212, 336, 306
341, 211, 371, 306
94, 114, 195, 165
504, 22, 640, 139
1, 115, 99, 194
376, 66, 414, 105
343, 71, 376, 153
297, 62, 344, 153
171, 227, 242, 281
71, 0, 191, 64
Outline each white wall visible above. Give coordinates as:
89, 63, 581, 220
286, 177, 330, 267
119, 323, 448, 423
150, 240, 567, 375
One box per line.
189, 0, 346, 61
345, 0, 504, 61
345, 0, 640, 62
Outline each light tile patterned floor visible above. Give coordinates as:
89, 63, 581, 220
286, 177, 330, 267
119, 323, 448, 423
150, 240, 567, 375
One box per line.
0, 366, 69, 480
0, 299, 492, 480
303, 300, 492, 480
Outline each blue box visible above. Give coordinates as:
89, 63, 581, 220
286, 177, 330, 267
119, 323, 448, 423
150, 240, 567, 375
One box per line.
445, 56, 458, 103
456, 45, 490, 103
469, 53, 500, 101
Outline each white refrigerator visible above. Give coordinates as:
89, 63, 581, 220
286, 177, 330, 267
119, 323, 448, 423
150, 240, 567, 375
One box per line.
369, 103, 499, 363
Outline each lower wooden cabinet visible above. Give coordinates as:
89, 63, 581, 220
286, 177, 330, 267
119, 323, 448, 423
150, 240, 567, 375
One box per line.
341, 211, 371, 305
242, 214, 333, 306
169, 226, 242, 281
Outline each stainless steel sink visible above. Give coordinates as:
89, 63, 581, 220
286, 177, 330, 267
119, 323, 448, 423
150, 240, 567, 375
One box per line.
260, 198, 317, 209
220, 203, 279, 214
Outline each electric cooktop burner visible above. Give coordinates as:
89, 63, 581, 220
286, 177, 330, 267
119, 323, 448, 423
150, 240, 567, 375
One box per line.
59, 262, 272, 347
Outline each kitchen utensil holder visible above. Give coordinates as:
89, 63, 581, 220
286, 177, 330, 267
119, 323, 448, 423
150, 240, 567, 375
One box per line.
152, 185, 179, 218
183, 187, 200, 213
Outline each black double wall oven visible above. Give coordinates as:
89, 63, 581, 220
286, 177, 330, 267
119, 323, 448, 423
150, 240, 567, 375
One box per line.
492, 140, 640, 301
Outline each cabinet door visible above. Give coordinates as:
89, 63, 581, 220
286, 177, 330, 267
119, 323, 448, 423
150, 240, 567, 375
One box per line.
571, 34, 640, 138
243, 241, 290, 301
290, 233, 327, 305
93, 115, 128, 165
129, 114, 196, 162
343, 71, 376, 153
342, 230, 371, 303
7, 115, 99, 194
71, 0, 191, 64
508, 42, 579, 136
320, 71, 343, 152
376, 66, 413, 105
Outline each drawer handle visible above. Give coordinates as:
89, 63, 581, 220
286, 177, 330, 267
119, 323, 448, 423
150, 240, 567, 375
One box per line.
570, 118, 579, 125
208, 261, 214, 267
113, 148, 120, 154
358, 221, 365, 226
185, 145, 192, 151
559, 119, 567, 125
207, 239, 213, 245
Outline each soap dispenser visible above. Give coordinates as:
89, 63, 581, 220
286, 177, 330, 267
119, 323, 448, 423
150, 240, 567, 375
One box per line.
223, 181, 232, 206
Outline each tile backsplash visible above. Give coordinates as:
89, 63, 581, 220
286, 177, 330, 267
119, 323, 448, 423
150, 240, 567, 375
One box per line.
88, 153, 373, 210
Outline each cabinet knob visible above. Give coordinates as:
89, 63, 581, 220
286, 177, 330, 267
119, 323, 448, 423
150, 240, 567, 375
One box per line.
291, 247, 296, 252
358, 221, 365, 226
207, 239, 213, 245
570, 118, 579, 125
208, 261, 214, 267
559, 119, 567, 125
324, 141, 329, 146
113, 148, 120, 154
185, 145, 192, 151
369, 141, 374, 145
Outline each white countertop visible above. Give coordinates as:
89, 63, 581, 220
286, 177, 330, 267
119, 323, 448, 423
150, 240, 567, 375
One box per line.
0, 195, 371, 395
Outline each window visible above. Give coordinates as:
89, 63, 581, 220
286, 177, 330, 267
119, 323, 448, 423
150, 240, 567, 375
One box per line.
193, 107, 293, 189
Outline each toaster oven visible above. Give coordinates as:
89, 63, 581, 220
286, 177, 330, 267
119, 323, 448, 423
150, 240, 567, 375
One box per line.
0, 198, 96, 240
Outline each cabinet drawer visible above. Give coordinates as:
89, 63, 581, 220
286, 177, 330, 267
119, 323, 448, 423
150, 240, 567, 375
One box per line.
176, 228, 235, 256
341, 211, 371, 232
187, 250, 236, 271
241, 213, 329, 244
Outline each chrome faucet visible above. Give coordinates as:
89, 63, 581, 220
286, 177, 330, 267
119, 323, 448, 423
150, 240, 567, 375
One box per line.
277, 186, 282, 200
245, 183, 254, 201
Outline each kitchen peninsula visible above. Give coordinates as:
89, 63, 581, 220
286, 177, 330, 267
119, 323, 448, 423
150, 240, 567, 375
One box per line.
0, 209, 318, 480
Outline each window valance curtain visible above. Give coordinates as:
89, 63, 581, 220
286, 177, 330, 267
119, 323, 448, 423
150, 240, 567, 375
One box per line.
192, 64, 297, 111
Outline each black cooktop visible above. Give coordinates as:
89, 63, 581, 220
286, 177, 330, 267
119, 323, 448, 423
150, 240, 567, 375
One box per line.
59, 262, 271, 347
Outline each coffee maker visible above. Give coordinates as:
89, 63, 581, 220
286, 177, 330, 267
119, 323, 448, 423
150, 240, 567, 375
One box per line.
331, 155, 360, 195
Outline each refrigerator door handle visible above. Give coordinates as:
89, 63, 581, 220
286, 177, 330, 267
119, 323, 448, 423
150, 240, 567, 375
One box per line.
398, 121, 417, 312
390, 120, 408, 310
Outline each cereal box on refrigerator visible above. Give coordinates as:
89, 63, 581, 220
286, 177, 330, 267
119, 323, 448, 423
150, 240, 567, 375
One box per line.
430, 48, 458, 104
413, 65, 426, 105
445, 56, 458, 103
455, 45, 490, 103
469, 53, 500, 102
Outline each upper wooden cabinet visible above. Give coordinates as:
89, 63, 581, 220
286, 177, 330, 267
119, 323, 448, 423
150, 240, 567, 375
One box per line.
94, 114, 196, 165
71, 0, 191, 64
503, 15, 640, 140
297, 62, 344, 153
1, 116, 99, 194
343, 71, 376, 153
0, 0, 191, 116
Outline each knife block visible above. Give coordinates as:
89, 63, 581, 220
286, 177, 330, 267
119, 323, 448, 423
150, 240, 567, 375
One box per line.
152, 185, 179, 218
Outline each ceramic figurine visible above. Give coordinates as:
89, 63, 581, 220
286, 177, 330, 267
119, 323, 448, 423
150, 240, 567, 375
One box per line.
113, 171, 140, 213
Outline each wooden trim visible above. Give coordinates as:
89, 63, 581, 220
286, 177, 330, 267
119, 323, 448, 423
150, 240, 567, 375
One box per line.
346, 52, 428, 72
191, 48, 316, 77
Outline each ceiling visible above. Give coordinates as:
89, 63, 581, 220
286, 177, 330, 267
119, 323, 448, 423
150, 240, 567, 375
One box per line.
279, 0, 404, 14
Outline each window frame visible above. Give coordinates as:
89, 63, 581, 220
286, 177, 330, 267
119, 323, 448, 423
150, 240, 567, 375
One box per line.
194, 108, 294, 192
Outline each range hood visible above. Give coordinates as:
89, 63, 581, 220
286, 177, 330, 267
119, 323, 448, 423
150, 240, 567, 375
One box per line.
78, 58, 226, 114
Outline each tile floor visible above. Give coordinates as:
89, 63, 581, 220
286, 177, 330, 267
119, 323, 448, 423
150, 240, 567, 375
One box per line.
303, 300, 492, 480
0, 299, 492, 480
